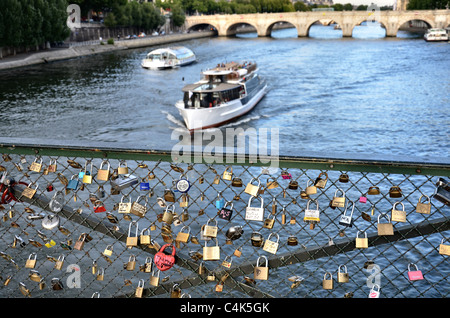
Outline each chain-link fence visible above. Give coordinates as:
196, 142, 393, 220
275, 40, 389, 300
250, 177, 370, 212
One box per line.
0, 143, 448, 298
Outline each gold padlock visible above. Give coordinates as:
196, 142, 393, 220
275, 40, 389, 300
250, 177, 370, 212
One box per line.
338, 173, 349, 183
203, 238, 220, 261
231, 177, 243, 187
25, 253, 37, 269
150, 269, 160, 286
222, 166, 233, 181
331, 188, 346, 208
96, 160, 110, 181
254, 255, 269, 280
135, 279, 144, 298
126, 221, 139, 248
305, 179, 317, 195
54, 255, 65, 270
314, 172, 328, 189
263, 233, 279, 254
439, 238, 450, 256
367, 186, 380, 195
263, 214, 275, 229
126, 254, 136, 271
391, 201, 406, 222
103, 245, 114, 257
245, 178, 261, 197
337, 265, 349, 283
377, 213, 394, 236
416, 194, 431, 214
389, 186, 402, 198
355, 230, 368, 248
322, 272, 333, 290
117, 161, 129, 175
140, 228, 151, 245
202, 218, 218, 238
176, 225, 190, 243
266, 177, 279, 189
29, 158, 43, 173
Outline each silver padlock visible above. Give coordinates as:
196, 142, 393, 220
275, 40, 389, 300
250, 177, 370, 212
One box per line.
339, 200, 354, 227
111, 174, 138, 191
42, 214, 60, 230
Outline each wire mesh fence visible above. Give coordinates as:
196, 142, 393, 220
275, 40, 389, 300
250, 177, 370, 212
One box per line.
0, 143, 448, 298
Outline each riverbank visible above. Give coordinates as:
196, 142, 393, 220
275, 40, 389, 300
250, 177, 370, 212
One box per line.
0, 31, 215, 71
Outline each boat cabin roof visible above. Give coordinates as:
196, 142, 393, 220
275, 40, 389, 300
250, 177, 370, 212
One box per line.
181, 82, 241, 93
202, 61, 256, 77
146, 46, 193, 57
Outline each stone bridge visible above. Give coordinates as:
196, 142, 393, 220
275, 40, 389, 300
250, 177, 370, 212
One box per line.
185, 10, 450, 37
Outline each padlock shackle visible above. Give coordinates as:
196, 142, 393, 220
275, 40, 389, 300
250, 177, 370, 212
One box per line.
159, 243, 176, 256
344, 200, 355, 216
128, 220, 139, 236
256, 255, 268, 267
393, 201, 405, 210
334, 188, 345, 196
408, 263, 419, 272
356, 230, 367, 238
247, 195, 264, 208
306, 199, 319, 210
338, 264, 347, 273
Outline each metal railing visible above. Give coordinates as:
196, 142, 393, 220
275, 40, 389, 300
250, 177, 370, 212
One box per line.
0, 142, 448, 298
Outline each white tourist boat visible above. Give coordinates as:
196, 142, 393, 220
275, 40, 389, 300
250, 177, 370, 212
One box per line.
141, 46, 196, 69
424, 28, 449, 42
175, 61, 267, 131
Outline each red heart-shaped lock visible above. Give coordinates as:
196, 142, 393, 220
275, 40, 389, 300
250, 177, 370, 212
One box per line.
154, 244, 176, 271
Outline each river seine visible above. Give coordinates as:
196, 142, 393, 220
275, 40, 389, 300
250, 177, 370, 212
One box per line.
0, 25, 448, 161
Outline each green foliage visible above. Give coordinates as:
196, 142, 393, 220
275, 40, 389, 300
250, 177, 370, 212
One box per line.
407, 0, 449, 9
108, 1, 164, 29
0, 0, 70, 50
107, 38, 114, 44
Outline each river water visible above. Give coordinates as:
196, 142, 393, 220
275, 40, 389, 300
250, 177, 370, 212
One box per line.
0, 25, 449, 162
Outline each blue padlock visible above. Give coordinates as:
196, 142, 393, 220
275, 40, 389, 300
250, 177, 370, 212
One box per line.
67, 175, 79, 190
215, 194, 225, 210
140, 178, 150, 191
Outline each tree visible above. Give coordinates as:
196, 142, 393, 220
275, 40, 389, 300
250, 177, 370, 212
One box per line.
343, 3, 353, 10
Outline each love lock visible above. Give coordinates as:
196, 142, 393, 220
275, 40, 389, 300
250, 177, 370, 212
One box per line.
42, 214, 60, 230
49, 190, 65, 213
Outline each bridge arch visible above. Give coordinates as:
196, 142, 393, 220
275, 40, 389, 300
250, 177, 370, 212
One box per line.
225, 22, 258, 37
186, 22, 219, 34
393, 17, 435, 35
351, 17, 388, 37
305, 18, 344, 37
263, 21, 298, 37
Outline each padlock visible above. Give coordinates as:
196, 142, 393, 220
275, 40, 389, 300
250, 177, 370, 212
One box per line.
281, 169, 291, 179
339, 200, 354, 227
231, 177, 243, 187
218, 201, 233, 221
48, 190, 64, 213
391, 201, 406, 222
126, 254, 136, 271
254, 255, 269, 280
359, 195, 367, 203
111, 174, 138, 191
140, 177, 150, 191
29, 158, 43, 173
130, 195, 148, 218
164, 189, 176, 203
322, 272, 333, 290
74, 233, 87, 251
42, 214, 60, 230
271, 197, 277, 215
433, 177, 450, 206
126, 221, 139, 248
263, 213, 276, 229
117, 161, 129, 175
29, 270, 41, 282
96, 160, 110, 181
233, 247, 242, 257
367, 186, 380, 195
245, 196, 264, 222
215, 282, 224, 292
150, 268, 160, 286
263, 233, 279, 254
288, 180, 298, 190
416, 194, 431, 214
338, 265, 349, 283
103, 245, 113, 257
176, 225, 190, 243
96, 268, 104, 281
21, 183, 38, 199
225, 226, 244, 241
19, 282, 31, 297
93, 200, 106, 213
82, 161, 93, 184
304, 199, 320, 224
368, 284, 380, 298
305, 179, 317, 195
377, 213, 394, 236
407, 263, 424, 281
176, 174, 191, 193
154, 243, 176, 271
222, 255, 233, 268
203, 219, 218, 238
331, 188, 346, 208
203, 238, 220, 261
179, 193, 189, 208
281, 206, 286, 224
140, 228, 151, 245
215, 193, 225, 209
389, 186, 402, 198
162, 204, 175, 224
245, 178, 261, 197
143, 257, 153, 273
222, 166, 233, 181
338, 173, 349, 183
39, 278, 46, 290
314, 172, 328, 189
287, 235, 298, 246
66, 175, 79, 190
266, 177, 279, 189
51, 278, 63, 290
171, 283, 182, 298
25, 252, 37, 269
47, 158, 57, 173
118, 195, 132, 213
439, 238, 450, 256
355, 230, 368, 248
135, 279, 145, 298
54, 255, 65, 270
